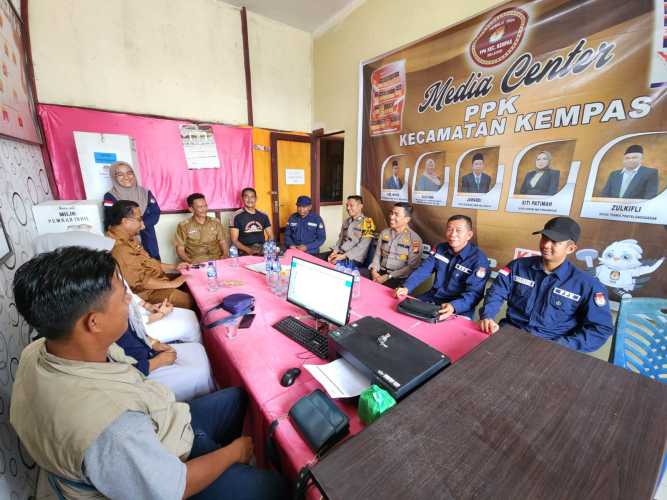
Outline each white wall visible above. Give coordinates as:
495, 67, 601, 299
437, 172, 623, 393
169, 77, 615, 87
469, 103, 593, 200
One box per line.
29, 0, 314, 131
248, 11, 313, 132
29, 0, 247, 124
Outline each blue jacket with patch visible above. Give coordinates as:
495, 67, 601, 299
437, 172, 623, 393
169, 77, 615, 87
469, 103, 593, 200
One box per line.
284, 212, 326, 254
403, 242, 489, 318
480, 256, 613, 352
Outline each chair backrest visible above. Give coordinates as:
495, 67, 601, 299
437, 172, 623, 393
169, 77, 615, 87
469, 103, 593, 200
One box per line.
612, 297, 667, 383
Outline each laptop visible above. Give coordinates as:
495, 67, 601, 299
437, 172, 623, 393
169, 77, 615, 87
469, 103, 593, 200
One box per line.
329, 316, 450, 400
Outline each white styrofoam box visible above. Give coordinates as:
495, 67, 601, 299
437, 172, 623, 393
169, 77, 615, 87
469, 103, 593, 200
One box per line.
73, 132, 140, 201
32, 200, 104, 235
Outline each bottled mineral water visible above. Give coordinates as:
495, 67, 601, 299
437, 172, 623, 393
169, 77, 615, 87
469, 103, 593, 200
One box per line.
229, 245, 239, 267
206, 261, 218, 292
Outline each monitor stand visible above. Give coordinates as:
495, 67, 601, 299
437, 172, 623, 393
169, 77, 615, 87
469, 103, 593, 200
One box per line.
294, 314, 335, 335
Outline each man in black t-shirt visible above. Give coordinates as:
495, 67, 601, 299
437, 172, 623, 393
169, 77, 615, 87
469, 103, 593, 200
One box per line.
229, 187, 273, 255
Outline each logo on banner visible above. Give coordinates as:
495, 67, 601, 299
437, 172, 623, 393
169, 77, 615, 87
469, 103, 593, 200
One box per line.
470, 7, 528, 67
576, 239, 665, 298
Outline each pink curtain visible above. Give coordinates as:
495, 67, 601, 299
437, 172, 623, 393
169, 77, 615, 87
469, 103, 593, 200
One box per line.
38, 104, 253, 210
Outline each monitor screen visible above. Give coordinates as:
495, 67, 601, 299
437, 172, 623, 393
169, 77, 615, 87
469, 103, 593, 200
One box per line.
287, 257, 353, 326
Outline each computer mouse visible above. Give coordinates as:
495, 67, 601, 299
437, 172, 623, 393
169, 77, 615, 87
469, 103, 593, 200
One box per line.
280, 367, 301, 387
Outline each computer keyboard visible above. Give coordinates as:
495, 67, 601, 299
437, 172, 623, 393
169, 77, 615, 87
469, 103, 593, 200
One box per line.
272, 316, 329, 359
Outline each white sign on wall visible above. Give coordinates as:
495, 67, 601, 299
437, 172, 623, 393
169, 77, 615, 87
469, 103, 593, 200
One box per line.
74, 132, 140, 201
285, 169, 305, 185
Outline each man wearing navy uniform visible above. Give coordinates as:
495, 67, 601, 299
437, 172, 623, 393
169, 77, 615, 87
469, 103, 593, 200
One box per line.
284, 196, 326, 255
479, 217, 613, 353
396, 214, 489, 320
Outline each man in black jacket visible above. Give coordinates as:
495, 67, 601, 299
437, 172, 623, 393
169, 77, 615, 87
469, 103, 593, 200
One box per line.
461, 153, 492, 194
600, 144, 659, 199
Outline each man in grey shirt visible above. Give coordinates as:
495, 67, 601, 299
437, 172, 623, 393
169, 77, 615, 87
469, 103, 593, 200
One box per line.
11, 247, 287, 500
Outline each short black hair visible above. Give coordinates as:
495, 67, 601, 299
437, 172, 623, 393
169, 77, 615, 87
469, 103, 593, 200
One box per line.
391, 160, 398, 166
187, 192, 206, 207
241, 187, 256, 197
13, 247, 118, 341
447, 214, 472, 231
105, 200, 139, 230
394, 202, 413, 217
347, 195, 363, 204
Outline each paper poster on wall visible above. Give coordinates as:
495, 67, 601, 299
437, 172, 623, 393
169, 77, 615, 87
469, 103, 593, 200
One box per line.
369, 60, 406, 136
411, 152, 449, 206
649, 0, 667, 88
180, 124, 220, 169
0, 0, 41, 143
505, 140, 578, 216
452, 147, 503, 210
580, 132, 667, 224
285, 169, 305, 185
380, 154, 409, 202
73, 131, 139, 201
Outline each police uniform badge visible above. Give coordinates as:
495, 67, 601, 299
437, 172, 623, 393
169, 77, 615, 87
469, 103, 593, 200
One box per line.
476, 267, 486, 278
594, 292, 606, 307
412, 241, 421, 253
399, 254, 408, 260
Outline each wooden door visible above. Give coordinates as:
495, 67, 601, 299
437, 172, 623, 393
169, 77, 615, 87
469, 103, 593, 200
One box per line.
270, 133, 314, 242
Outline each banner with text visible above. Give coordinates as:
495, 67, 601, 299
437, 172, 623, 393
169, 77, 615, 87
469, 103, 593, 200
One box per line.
362, 0, 666, 299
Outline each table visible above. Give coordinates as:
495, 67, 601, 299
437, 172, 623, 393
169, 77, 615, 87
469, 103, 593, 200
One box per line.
185, 250, 488, 478
311, 326, 667, 500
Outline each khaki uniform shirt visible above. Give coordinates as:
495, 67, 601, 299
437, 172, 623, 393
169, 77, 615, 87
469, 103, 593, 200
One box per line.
175, 216, 224, 264
107, 227, 168, 295
370, 227, 423, 279
334, 214, 373, 263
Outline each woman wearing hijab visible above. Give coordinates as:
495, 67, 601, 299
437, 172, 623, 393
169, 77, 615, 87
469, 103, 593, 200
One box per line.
519, 150, 560, 196
104, 161, 162, 260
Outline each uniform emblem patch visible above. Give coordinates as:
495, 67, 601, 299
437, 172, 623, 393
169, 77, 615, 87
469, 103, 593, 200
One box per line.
499, 267, 510, 276
412, 241, 421, 253
594, 292, 606, 307
476, 267, 486, 278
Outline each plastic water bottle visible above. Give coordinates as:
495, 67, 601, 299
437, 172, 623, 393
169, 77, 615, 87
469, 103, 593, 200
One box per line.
271, 254, 282, 294
352, 269, 361, 299
206, 261, 218, 292
335, 262, 344, 273
229, 245, 239, 267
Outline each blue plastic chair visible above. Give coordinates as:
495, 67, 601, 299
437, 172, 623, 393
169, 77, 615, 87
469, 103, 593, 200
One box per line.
611, 297, 667, 492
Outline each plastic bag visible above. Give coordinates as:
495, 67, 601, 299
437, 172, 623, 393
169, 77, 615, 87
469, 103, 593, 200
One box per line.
358, 384, 396, 425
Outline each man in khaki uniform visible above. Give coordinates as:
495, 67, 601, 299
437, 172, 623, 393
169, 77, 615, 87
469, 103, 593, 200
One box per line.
328, 195, 375, 266
106, 200, 195, 310
175, 193, 229, 264
368, 202, 422, 288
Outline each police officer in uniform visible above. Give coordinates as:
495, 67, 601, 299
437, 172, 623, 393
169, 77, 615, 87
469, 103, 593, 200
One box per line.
284, 196, 326, 255
175, 193, 229, 264
328, 195, 375, 267
396, 214, 489, 320
368, 202, 422, 288
479, 216, 613, 353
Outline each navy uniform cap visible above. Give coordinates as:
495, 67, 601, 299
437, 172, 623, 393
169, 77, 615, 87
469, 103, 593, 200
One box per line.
296, 196, 312, 206
532, 216, 580, 243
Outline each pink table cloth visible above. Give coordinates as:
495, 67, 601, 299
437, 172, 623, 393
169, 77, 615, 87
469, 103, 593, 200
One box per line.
185, 250, 489, 479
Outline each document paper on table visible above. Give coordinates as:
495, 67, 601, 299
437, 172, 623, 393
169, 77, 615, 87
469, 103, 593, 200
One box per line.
304, 358, 372, 398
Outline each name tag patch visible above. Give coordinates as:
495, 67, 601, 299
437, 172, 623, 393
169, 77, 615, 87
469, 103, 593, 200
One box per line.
307, 222, 317, 227
514, 275, 535, 287
454, 264, 471, 274
434, 254, 450, 264
553, 287, 581, 302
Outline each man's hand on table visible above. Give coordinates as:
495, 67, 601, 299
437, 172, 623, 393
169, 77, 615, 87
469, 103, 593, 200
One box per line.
479, 318, 500, 335
328, 252, 347, 263
177, 262, 191, 272
438, 303, 455, 321
370, 269, 389, 284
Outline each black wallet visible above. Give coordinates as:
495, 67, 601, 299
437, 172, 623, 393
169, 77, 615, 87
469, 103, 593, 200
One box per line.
397, 297, 441, 323
288, 389, 349, 454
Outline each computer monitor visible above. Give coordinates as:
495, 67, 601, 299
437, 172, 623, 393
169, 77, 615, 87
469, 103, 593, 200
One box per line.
287, 257, 353, 326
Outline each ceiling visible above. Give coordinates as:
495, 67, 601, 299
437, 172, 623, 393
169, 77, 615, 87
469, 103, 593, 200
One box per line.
221, 0, 362, 33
